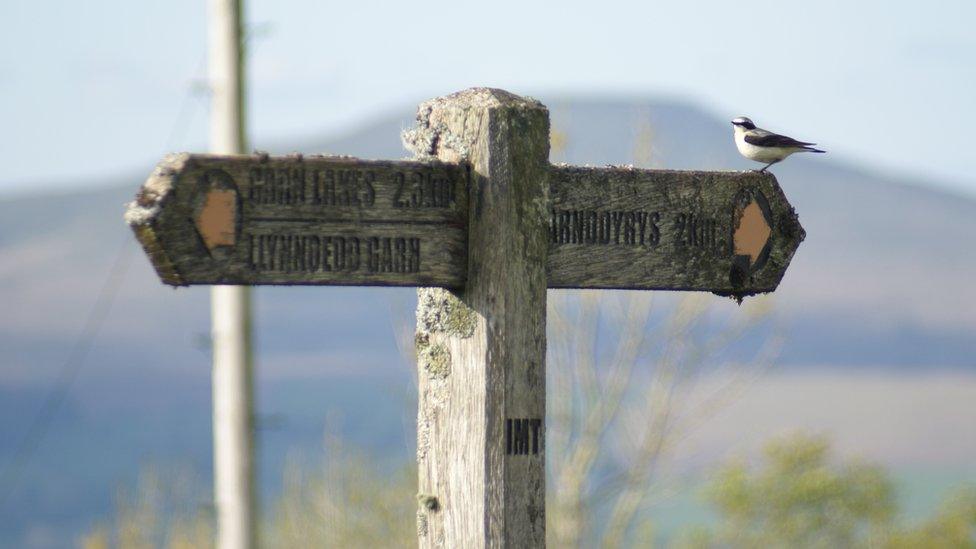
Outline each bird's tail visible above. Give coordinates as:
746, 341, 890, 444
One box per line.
802, 145, 826, 153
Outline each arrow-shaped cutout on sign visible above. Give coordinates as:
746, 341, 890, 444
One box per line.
192, 169, 242, 256
731, 188, 773, 282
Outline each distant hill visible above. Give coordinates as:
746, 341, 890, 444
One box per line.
1, 96, 975, 546
3, 97, 974, 377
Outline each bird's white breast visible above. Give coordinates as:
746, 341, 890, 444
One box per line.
734, 131, 799, 163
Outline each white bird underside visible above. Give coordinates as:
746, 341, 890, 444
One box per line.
734, 132, 809, 163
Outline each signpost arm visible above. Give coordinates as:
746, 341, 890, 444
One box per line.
208, 1, 255, 548
408, 89, 550, 547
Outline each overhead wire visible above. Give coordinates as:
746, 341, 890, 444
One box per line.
0, 52, 209, 508
0, 238, 134, 506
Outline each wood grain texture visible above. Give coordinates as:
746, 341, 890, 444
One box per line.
124, 154, 469, 287
128, 156, 804, 297
410, 88, 549, 548
546, 165, 805, 299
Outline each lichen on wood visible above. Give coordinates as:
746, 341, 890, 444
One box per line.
416, 288, 476, 338
419, 342, 451, 379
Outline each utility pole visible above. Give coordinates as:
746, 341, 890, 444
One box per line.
208, 1, 255, 548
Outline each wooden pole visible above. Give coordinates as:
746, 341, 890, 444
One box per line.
408, 89, 550, 547
208, 1, 255, 548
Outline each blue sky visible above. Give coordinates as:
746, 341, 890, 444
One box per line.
2, 0, 974, 197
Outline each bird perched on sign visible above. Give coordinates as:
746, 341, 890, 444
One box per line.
731, 117, 824, 172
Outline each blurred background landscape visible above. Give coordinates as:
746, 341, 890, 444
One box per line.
2, 1, 975, 547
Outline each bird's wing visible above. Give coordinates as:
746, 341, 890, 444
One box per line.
744, 129, 815, 148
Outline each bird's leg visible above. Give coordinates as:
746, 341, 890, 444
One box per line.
757, 160, 778, 173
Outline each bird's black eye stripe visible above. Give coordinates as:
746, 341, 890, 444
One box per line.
732, 118, 755, 130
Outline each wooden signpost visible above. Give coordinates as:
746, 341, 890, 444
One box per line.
126, 155, 470, 287
126, 88, 804, 547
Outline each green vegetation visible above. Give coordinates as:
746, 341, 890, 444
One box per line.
679, 433, 976, 549
81, 433, 976, 548
80, 467, 212, 549
263, 444, 416, 548
80, 443, 416, 549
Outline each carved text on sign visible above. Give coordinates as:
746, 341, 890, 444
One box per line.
506, 418, 542, 456
246, 234, 421, 274
545, 166, 803, 295
549, 209, 661, 246
126, 154, 469, 286
246, 165, 458, 209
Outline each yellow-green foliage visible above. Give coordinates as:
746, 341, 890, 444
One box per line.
78, 444, 417, 549
264, 444, 416, 548
80, 435, 976, 548
678, 433, 976, 549
884, 487, 976, 549
78, 466, 213, 549
704, 433, 894, 548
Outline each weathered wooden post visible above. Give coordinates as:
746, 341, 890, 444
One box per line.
125, 87, 805, 548
404, 89, 550, 547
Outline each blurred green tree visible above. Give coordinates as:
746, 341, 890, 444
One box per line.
884, 486, 976, 549
677, 432, 976, 549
